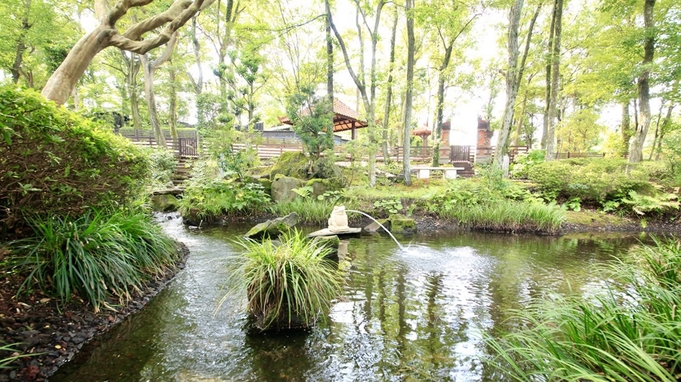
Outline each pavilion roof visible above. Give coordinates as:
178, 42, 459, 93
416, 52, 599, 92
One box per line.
278, 98, 368, 132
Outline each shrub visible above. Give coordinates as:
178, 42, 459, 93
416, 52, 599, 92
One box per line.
10, 209, 178, 311
148, 147, 178, 189
527, 158, 652, 206
0, 86, 149, 235
510, 149, 546, 179
224, 230, 342, 330
178, 160, 271, 221
486, 238, 681, 381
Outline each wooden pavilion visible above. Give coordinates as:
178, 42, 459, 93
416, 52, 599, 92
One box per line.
278, 98, 368, 140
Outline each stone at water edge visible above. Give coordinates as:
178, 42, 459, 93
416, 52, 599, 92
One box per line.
244, 212, 300, 240
388, 214, 417, 235
363, 218, 391, 233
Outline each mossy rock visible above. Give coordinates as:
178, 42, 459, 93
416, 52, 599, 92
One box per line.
271, 176, 306, 203
257, 178, 273, 195
150, 194, 179, 212
270, 152, 309, 180
244, 212, 300, 240
306, 178, 341, 198
388, 214, 417, 235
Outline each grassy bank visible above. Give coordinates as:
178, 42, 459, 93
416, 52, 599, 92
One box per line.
486, 238, 681, 381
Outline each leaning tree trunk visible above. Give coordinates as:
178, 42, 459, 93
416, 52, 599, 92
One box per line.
42, 27, 109, 105
169, 66, 179, 140
628, 0, 656, 163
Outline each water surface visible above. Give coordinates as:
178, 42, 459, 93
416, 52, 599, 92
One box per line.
52, 216, 649, 381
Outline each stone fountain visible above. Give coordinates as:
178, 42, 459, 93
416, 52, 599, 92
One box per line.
308, 206, 361, 238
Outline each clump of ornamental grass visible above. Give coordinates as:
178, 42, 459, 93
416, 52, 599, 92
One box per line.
224, 229, 342, 331
270, 199, 337, 225
485, 237, 681, 381
10, 209, 178, 311
434, 199, 565, 234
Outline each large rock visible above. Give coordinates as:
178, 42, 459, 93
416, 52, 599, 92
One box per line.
271, 175, 305, 203
388, 214, 417, 235
245, 212, 300, 240
307, 178, 341, 199
363, 218, 390, 233
270, 152, 309, 180
150, 194, 179, 212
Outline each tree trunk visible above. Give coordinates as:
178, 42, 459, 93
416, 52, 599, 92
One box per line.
129, 54, 142, 130
513, 90, 528, 146
544, 0, 563, 161
189, 16, 204, 95
41, 27, 110, 105
493, 0, 524, 169
620, 101, 631, 157
403, 0, 415, 185
324, 0, 335, 146
169, 66, 179, 140
382, 7, 398, 164
140, 54, 167, 148
541, 1, 557, 151
628, 0, 656, 163
432, 76, 446, 167
654, 103, 674, 160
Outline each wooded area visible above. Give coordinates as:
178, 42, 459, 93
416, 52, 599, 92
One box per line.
1, 0, 679, 169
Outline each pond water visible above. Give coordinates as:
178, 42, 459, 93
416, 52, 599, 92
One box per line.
52, 216, 650, 381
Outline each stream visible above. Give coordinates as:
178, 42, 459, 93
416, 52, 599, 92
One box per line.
51, 214, 651, 381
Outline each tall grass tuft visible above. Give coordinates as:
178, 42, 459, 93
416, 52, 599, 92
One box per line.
486, 238, 681, 381
224, 230, 343, 331
11, 210, 179, 311
270, 199, 336, 225
434, 200, 565, 234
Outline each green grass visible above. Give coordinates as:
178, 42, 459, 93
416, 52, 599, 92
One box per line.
224, 230, 343, 330
0, 343, 35, 369
486, 238, 681, 381
433, 199, 565, 234
10, 209, 179, 311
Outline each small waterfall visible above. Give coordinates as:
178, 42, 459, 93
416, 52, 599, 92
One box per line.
345, 210, 404, 250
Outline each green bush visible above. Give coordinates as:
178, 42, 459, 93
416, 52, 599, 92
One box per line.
148, 147, 178, 189
527, 158, 652, 206
510, 149, 546, 179
0, 86, 149, 235
486, 238, 681, 381
178, 160, 271, 221
224, 230, 342, 330
10, 209, 178, 311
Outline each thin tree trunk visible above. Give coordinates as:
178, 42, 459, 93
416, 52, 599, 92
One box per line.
544, 0, 563, 161
513, 90, 528, 146
403, 0, 415, 185
493, 0, 524, 169
628, 0, 656, 163
620, 101, 631, 157
169, 66, 179, 140
325, 0, 335, 142
654, 103, 674, 160
382, 6, 399, 163
140, 33, 179, 149
542, 0, 557, 150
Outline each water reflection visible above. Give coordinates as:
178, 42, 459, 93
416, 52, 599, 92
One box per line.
52, 218, 654, 382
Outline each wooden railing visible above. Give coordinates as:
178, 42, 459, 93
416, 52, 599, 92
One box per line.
475, 146, 529, 162
554, 152, 605, 159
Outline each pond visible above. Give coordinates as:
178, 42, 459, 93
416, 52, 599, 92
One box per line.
51, 215, 650, 381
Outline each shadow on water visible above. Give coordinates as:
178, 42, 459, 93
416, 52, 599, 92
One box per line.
52, 216, 660, 381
